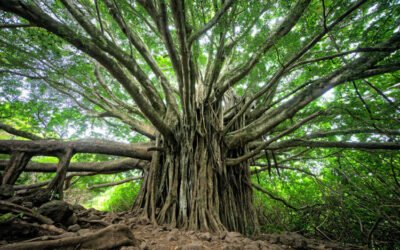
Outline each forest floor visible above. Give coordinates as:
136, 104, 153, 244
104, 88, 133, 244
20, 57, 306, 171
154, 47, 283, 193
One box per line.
0, 199, 362, 250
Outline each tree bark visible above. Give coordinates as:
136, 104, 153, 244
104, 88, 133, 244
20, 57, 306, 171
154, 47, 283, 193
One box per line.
0, 122, 42, 140
134, 103, 258, 233
1, 152, 31, 185
46, 148, 73, 199
1, 0, 398, 237
0, 139, 153, 160
0, 224, 136, 250
0, 158, 148, 173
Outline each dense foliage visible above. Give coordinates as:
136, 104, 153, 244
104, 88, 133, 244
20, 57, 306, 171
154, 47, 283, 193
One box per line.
93, 181, 142, 212
254, 149, 400, 248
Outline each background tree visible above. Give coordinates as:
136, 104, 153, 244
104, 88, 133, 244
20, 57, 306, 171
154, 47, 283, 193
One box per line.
0, 0, 399, 235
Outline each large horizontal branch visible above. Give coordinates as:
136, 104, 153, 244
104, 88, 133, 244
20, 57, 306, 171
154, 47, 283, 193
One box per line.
226, 111, 322, 166
0, 139, 153, 160
0, 158, 148, 173
247, 62, 400, 123
14, 171, 141, 194
303, 128, 400, 139
0, 122, 43, 140
349, 63, 400, 80
0, 23, 33, 29
13, 171, 118, 192
290, 48, 400, 70
15, 174, 143, 191
265, 140, 400, 151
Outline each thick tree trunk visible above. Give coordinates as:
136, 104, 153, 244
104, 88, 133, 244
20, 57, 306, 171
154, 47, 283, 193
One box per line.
134, 103, 258, 234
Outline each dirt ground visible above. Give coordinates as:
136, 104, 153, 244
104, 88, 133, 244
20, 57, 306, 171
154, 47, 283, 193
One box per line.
123, 214, 360, 250
0, 201, 361, 250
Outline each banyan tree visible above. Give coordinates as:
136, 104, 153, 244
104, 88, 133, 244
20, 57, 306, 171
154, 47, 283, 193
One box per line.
0, 0, 399, 234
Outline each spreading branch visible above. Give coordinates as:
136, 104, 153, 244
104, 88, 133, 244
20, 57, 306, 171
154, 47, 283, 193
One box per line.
216, 0, 312, 99
227, 111, 322, 166
252, 183, 318, 211
0, 23, 33, 29
0, 0, 175, 141
0, 122, 43, 140
188, 0, 235, 45
88, 176, 142, 189
0, 139, 153, 160
303, 128, 400, 139
0, 158, 147, 173
228, 0, 368, 125
226, 31, 400, 148
265, 140, 400, 151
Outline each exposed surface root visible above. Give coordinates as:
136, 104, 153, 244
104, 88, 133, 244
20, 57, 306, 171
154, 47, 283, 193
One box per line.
0, 200, 362, 249
0, 200, 53, 224
134, 104, 258, 234
0, 224, 136, 250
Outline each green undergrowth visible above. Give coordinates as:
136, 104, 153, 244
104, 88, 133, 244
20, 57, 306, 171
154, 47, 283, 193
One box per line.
91, 181, 142, 212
